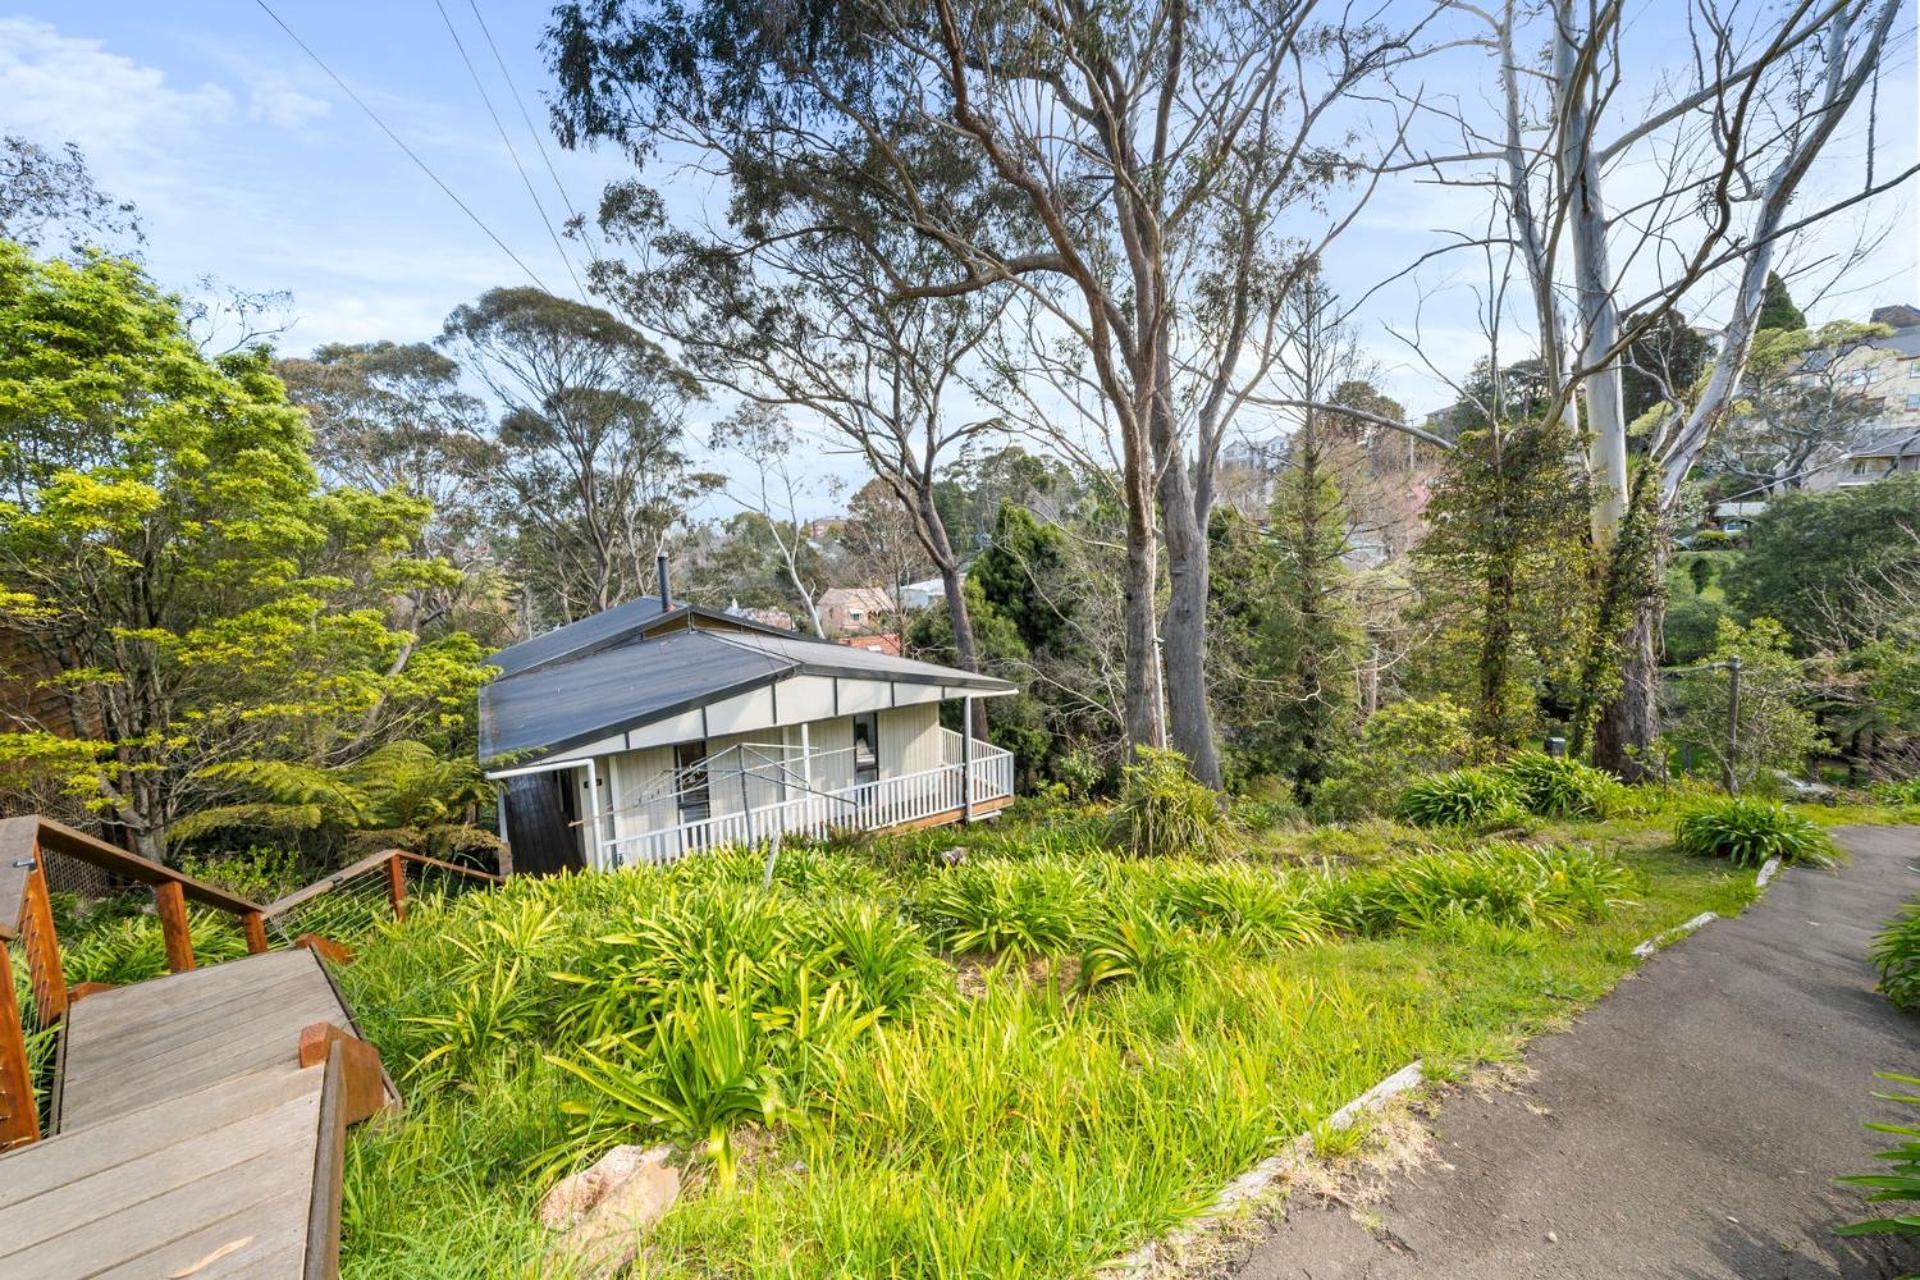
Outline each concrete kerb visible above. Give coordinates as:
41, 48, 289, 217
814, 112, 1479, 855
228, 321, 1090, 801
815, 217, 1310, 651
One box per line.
1100, 1061, 1426, 1279
1111, 851, 1790, 1276
1628, 854, 1784, 959
1631, 911, 1718, 958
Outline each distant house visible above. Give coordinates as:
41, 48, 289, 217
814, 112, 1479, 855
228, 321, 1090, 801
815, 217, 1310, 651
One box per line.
841, 633, 903, 657
479, 580, 1015, 875
818, 587, 896, 637
1799, 311, 1920, 490
723, 599, 797, 632
897, 576, 949, 611
1824, 426, 1920, 489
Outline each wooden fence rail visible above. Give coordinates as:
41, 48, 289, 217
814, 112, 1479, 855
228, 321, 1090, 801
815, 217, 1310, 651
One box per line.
0, 817, 499, 1153
259, 848, 502, 925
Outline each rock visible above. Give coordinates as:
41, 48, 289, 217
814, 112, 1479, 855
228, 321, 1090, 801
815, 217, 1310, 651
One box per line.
938, 846, 969, 866
540, 1145, 679, 1277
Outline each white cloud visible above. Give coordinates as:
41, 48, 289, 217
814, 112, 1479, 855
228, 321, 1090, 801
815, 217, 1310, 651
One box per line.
0, 19, 232, 162
245, 71, 330, 131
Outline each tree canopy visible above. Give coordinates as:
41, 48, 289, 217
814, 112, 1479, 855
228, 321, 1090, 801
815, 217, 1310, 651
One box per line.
0, 242, 488, 856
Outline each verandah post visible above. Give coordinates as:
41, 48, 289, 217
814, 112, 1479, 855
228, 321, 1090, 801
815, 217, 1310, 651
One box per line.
962, 696, 976, 823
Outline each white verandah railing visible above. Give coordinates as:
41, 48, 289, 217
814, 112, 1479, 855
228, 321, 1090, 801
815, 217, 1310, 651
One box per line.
604, 734, 1014, 870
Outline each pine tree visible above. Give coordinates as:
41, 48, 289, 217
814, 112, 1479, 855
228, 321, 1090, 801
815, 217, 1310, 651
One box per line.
1757, 271, 1806, 332
1413, 420, 1593, 750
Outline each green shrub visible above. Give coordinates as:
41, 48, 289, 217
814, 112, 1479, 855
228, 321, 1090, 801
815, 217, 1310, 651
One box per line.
1076, 900, 1192, 993
175, 845, 308, 902
1313, 696, 1476, 820
1871, 899, 1920, 1012
1114, 747, 1229, 858
1144, 861, 1325, 952
1229, 777, 1301, 834
61, 909, 251, 985
549, 962, 803, 1189
798, 898, 937, 1017
1836, 1073, 1920, 1242
1396, 768, 1521, 828
1316, 843, 1633, 936
552, 885, 796, 1048
1870, 778, 1920, 807
1496, 753, 1627, 819
1671, 796, 1836, 868
1054, 749, 1106, 802
913, 859, 1090, 958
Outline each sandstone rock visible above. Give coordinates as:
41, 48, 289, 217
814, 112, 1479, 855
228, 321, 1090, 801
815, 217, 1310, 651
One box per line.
540, 1144, 679, 1277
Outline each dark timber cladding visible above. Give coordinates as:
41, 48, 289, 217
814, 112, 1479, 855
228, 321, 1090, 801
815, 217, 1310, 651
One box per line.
0, 947, 397, 1278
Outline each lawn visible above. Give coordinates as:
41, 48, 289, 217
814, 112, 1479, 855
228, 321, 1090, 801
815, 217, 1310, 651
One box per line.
321, 797, 1766, 1279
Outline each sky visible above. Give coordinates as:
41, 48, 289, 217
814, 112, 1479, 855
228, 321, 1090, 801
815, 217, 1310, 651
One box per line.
3, 1, 1917, 509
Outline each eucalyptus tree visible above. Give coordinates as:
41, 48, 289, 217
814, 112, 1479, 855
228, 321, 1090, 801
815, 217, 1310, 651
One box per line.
440, 287, 711, 629
0, 135, 141, 254
279, 340, 513, 659
1411, 0, 1907, 774
593, 194, 1006, 686
278, 343, 495, 544
548, 0, 1437, 786
710, 404, 830, 637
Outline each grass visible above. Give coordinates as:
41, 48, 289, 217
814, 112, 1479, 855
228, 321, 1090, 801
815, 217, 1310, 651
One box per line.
311, 793, 1774, 1280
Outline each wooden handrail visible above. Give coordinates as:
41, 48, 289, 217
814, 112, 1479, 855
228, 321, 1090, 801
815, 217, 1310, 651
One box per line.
0, 814, 275, 1150
0, 815, 264, 938
0, 817, 498, 1152
260, 848, 501, 921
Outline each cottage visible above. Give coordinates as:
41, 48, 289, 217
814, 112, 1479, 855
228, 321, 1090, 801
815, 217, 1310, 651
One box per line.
817, 586, 896, 636
1828, 426, 1920, 487
481, 570, 1016, 875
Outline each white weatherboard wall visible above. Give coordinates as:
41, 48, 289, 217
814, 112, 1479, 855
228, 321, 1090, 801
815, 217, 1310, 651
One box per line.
882, 703, 941, 775
599, 704, 942, 846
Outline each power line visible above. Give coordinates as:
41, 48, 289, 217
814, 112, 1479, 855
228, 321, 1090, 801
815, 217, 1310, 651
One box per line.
251, 0, 552, 293
464, 0, 603, 265
431, 0, 587, 299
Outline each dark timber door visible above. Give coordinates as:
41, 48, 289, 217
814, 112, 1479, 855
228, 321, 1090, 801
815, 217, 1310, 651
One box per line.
503, 771, 584, 876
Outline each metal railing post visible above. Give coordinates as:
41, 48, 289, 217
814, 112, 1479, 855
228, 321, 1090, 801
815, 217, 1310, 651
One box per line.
1724, 655, 1743, 797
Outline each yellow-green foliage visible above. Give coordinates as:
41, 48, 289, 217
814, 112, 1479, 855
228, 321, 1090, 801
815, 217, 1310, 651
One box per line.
1115, 746, 1230, 857
330, 817, 1742, 1280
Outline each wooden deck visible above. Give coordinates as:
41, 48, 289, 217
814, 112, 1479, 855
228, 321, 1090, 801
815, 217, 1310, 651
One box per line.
0, 948, 393, 1279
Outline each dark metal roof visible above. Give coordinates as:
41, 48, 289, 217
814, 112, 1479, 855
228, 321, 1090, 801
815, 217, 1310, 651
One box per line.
487, 596, 800, 679
479, 617, 1016, 766
709, 630, 1013, 687
488, 595, 667, 679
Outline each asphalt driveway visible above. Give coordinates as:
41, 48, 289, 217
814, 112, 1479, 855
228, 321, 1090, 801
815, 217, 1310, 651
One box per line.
1231, 825, 1920, 1280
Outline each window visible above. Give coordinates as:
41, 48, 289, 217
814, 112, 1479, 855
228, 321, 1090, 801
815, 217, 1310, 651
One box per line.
852, 712, 880, 787
1909, 359, 1920, 377
675, 741, 710, 822
1907, 394, 1920, 411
